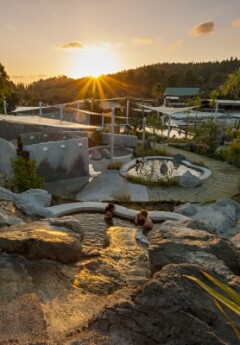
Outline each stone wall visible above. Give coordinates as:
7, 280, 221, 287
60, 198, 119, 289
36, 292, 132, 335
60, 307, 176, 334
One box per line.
25, 137, 89, 183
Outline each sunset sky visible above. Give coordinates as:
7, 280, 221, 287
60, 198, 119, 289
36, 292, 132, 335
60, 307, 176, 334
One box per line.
1, 0, 240, 84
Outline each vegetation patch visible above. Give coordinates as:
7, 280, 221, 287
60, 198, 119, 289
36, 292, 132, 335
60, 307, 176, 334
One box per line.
126, 174, 179, 187
107, 161, 123, 170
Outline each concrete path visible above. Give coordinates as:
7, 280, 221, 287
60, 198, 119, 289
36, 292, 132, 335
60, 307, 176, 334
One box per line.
76, 170, 149, 202
147, 144, 240, 203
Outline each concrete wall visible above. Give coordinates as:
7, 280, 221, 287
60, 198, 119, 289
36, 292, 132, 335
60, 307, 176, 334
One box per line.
25, 137, 89, 183
0, 121, 94, 141
20, 130, 94, 145
102, 133, 138, 148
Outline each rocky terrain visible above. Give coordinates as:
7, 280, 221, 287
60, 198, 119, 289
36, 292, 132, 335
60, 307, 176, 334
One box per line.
0, 186, 240, 344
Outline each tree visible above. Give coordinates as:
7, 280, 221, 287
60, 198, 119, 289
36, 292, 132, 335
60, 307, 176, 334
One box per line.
0, 63, 12, 112
151, 82, 164, 106
219, 68, 240, 99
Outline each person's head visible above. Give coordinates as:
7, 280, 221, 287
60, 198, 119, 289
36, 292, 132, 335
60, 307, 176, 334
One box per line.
140, 210, 148, 219
108, 203, 115, 211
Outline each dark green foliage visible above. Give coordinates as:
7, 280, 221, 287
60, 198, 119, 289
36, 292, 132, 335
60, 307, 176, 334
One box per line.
9, 58, 240, 104
10, 156, 44, 193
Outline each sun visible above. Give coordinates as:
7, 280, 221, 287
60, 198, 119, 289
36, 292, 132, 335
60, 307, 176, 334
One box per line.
69, 48, 121, 79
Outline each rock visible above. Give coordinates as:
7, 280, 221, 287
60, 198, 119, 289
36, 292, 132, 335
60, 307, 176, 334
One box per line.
174, 202, 197, 216
148, 221, 240, 276
0, 221, 82, 263
14, 188, 53, 217
91, 149, 102, 160
89, 264, 238, 345
160, 162, 168, 175
173, 153, 185, 164
102, 148, 111, 159
0, 138, 17, 176
0, 201, 23, 228
0, 186, 15, 202
180, 171, 202, 187
44, 216, 84, 240
175, 199, 240, 237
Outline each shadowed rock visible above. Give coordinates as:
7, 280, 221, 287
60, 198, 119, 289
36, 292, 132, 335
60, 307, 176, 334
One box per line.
180, 170, 202, 187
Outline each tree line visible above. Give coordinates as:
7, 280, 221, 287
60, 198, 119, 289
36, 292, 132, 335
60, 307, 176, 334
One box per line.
0, 57, 240, 112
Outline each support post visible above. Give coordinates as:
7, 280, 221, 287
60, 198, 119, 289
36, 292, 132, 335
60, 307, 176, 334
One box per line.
110, 108, 115, 162
214, 101, 219, 122
60, 104, 64, 122
3, 100, 7, 114
162, 97, 166, 126
102, 113, 105, 128
167, 114, 172, 141
39, 101, 42, 116
126, 99, 130, 125
142, 116, 146, 148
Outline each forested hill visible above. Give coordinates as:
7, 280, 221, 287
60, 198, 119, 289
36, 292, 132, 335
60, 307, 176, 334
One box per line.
7, 58, 240, 107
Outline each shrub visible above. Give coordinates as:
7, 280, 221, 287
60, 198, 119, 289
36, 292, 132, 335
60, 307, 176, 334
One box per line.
107, 161, 123, 170
134, 144, 169, 158
225, 140, 240, 167
10, 156, 44, 193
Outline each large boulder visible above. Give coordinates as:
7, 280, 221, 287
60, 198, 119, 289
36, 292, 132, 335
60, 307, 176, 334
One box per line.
0, 219, 83, 263
0, 138, 17, 176
0, 186, 15, 202
148, 220, 240, 276
0, 201, 23, 228
173, 153, 186, 164
88, 264, 239, 345
180, 171, 202, 187
91, 149, 102, 160
175, 199, 240, 237
14, 188, 52, 217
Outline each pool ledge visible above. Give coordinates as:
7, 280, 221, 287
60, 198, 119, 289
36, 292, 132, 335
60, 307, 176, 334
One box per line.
47, 201, 189, 221
120, 156, 212, 181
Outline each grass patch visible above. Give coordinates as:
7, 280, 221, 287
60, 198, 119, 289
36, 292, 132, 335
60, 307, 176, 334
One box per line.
134, 145, 170, 158
107, 161, 123, 170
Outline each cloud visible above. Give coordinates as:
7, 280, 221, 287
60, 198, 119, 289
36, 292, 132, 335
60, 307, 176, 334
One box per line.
132, 37, 154, 45
56, 41, 84, 49
190, 21, 214, 36
232, 18, 240, 28
170, 39, 184, 50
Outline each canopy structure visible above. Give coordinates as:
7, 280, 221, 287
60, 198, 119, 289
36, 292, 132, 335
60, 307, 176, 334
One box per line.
215, 99, 240, 120
138, 104, 197, 140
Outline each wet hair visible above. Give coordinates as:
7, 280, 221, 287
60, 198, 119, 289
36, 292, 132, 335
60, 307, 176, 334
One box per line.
107, 203, 115, 211
141, 210, 148, 218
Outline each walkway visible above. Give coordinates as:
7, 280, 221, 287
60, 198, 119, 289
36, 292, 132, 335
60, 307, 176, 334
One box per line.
147, 144, 240, 203
75, 145, 239, 203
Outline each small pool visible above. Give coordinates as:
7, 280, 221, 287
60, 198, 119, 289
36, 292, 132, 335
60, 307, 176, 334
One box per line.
127, 159, 202, 181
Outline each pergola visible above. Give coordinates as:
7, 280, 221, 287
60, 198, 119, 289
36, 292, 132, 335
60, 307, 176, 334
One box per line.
140, 104, 197, 140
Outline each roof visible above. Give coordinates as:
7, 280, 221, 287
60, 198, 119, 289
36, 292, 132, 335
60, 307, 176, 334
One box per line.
215, 100, 240, 106
164, 87, 200, 97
